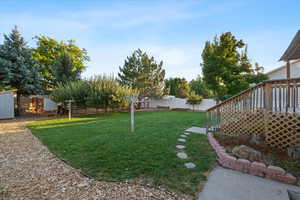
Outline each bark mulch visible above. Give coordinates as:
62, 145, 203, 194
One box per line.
0, 118, 179, 200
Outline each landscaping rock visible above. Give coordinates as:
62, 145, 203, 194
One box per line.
249, 161, 267, 177
180, 135, 187, 138
176, 145, 185, 150
250, 133, 264, 145
287, 147, 300, 160
178, 138, 186, 142
184, 132, 190, 135
78, 181, 89, 187
232, 145, 262, 162
185, 162, 196, 168
177, 152, 188, 159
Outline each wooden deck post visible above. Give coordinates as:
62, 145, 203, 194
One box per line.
287, 60, 291, 79
264, 83, 273, 111
287, 60, 291, 111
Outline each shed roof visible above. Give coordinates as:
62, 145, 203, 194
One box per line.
280, 30, 300, 61
0, 89, 17, 95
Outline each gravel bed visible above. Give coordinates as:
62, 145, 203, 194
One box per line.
0, 119, 181, 200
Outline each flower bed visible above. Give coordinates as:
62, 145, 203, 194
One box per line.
207, 132, 300, 186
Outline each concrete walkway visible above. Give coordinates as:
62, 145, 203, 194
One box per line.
198, 167, 300, 200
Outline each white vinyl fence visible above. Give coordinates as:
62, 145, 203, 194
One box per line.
148, 96, 216, 111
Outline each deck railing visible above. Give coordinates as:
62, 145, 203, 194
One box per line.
206, 78, 300, 149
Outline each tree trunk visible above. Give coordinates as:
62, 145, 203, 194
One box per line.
16, 92, 21, 116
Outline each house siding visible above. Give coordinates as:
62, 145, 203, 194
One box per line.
267, 61, 300, 80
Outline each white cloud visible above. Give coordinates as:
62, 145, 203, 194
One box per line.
62, 1, 199, 28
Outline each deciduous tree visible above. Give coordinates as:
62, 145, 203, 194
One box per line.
164, 77, 190, 98
33, 36, 89, 89
189, 76, 212, 98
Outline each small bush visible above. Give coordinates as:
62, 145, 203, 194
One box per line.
186, 91, 202, 111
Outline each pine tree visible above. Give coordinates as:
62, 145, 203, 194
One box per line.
118, 49, 165, 98
50, 51, 82, 86
0, 26, 43, 115
201, 32, 268, 101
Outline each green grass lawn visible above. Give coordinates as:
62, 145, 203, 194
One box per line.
28, 111, 215, 196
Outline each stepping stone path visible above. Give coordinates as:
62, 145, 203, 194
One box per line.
174, 127, 206, 169
185, 162, 196, 168
177, 152, 188, 159
178, 138, 186, 142
176, 145, 185, 150
185, 126, 206, 134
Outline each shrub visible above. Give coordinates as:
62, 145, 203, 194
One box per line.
51, 80, 89, 108
186, 91, 202, 111
51, 75, 137, 111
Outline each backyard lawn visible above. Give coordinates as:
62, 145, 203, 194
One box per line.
27, 111, 215, 197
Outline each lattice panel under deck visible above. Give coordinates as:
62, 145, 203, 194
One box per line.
265, 112, 300, 149
220, 108, 265, 137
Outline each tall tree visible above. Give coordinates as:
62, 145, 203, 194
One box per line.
189, 76, 212, 98
51, 51, 82, 86
0, 26, 43, 115
33, 36, 89, 89
118, 49, 165, 98
201, 32, 268, 101
164, 77, 190, 98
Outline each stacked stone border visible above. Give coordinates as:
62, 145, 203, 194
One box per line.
207, 132, 300, 186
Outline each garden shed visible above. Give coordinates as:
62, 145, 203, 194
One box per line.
21, 95, 58, 114
0, 90, 15, 119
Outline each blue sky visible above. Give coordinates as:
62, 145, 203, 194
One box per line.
0, 0, 299, 80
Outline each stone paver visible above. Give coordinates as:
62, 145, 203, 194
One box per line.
185, 126, 206, 134
185, 162, 196, 169
198, 167, 300, 200
176, 145, 185, 150
177, 138, 186, 142
180, 134, 187, 138
0, 118, 177, 200
184, 132, 190, 135
177, 152, 188, 159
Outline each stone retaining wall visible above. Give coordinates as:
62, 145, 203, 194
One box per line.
207, 132, 300, 186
